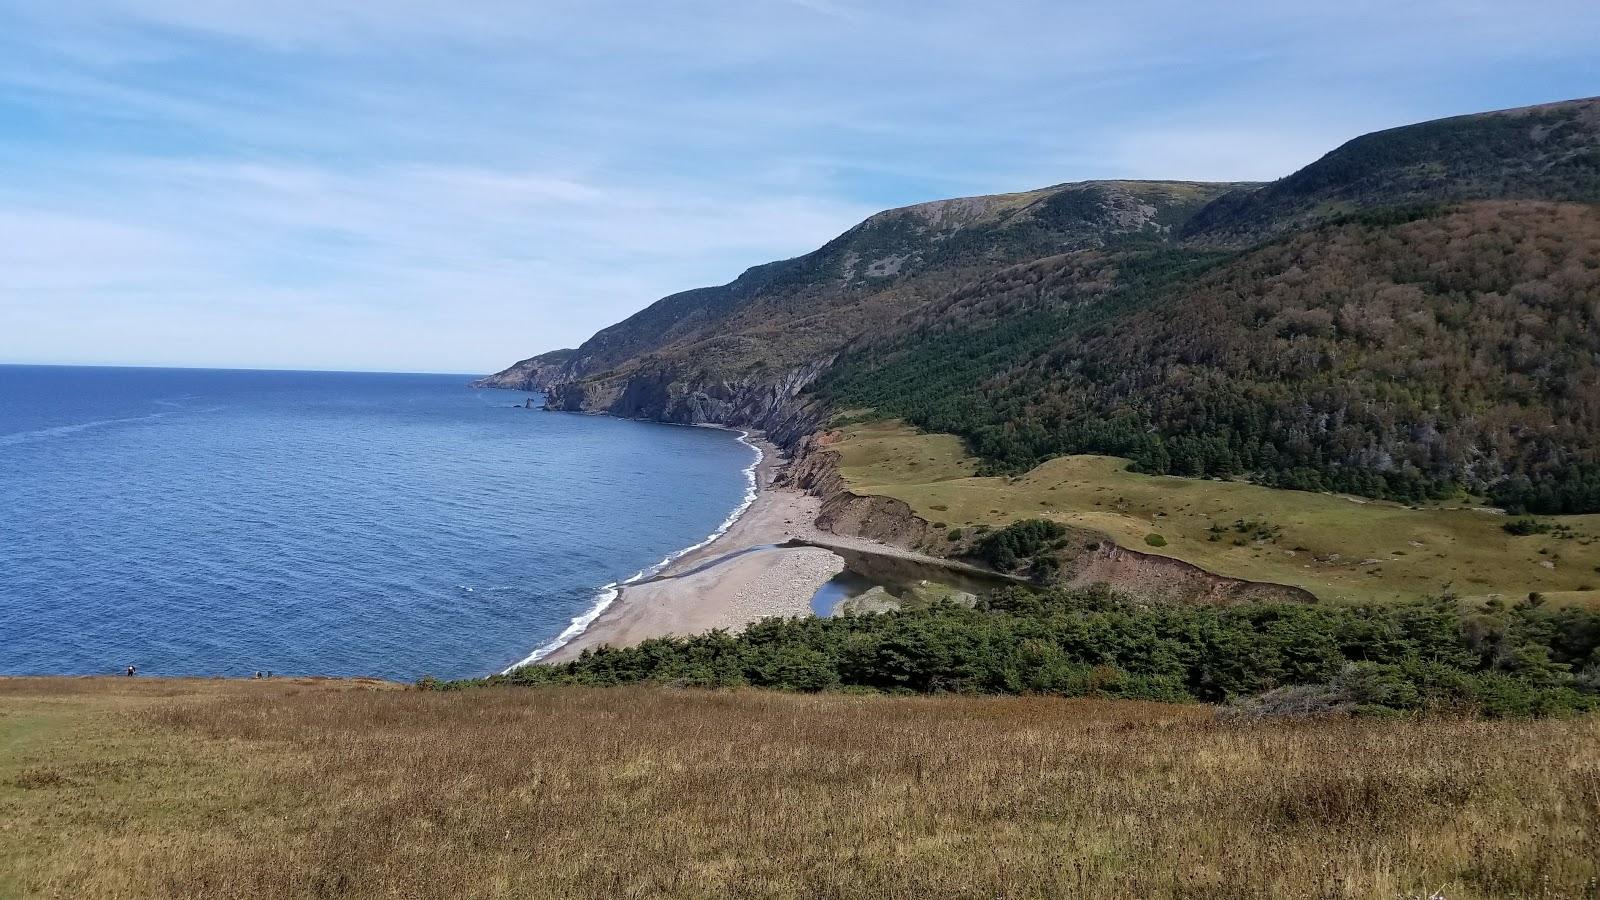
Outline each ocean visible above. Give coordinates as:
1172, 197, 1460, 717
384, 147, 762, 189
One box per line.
0, 365, 757, 680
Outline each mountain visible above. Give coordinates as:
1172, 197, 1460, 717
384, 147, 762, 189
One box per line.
470, 348, 575, 391
825, 200, 1600, 511
484, 96, 1600, 512
824, 99, 1600, 512
480, 180, 1247, 435
1183, 97, 1600, 243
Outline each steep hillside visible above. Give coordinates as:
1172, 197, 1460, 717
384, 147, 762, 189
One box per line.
480, 180, 1244, 430
483, 96, 1600, 511
469, 348, 575, 390
1184, 96, 1600, 243
823, 201, 1600, 511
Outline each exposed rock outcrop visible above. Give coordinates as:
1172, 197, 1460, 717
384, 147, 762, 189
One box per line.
478, 180, 1244, 437
470, 348, 577, 391
545, 360, 832, 447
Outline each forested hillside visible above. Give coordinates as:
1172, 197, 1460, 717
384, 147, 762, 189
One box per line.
481, 181, 1242, 423
483, 96, 1600, 512
821, 201, 1600, 511
554, 180, 1237, 378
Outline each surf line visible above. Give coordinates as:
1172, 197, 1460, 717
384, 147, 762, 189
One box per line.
499, 426, 764, 673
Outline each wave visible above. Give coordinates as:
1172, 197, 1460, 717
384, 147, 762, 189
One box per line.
500, 427, 764, 673
0, 412, 169, 448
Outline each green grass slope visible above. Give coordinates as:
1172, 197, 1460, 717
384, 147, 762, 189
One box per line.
829, 421, 1600, 606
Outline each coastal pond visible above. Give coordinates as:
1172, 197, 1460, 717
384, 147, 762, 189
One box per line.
802, 542, 1019, 617
615, 536, 1023, 619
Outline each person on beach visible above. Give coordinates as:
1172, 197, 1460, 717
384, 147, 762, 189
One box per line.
126, 665, 136, 676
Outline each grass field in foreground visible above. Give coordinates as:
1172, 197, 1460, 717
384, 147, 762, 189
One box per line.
830, 421, 1600, 606
2, 677, 1598, 899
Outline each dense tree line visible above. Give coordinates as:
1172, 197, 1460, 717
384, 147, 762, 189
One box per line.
820, 202, 1600, 512
460, 585, 1600, 718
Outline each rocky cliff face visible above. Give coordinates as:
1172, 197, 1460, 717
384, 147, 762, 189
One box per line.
478, 180, 1241, 434
545, 360, 832, 447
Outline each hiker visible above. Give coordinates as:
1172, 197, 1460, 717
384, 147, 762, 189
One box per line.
126, 665, 137, 677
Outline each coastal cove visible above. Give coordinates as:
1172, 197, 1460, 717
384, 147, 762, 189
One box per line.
540, 431, 1016, 665
0, 366, 758, 681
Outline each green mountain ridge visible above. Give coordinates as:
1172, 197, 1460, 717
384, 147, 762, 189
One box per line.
1182, 96, 1600, 243
483, 180, 1243, 404
484, 96, 1600, 512
824, 199, 1600, 511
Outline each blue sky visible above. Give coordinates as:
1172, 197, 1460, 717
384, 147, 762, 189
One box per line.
1, 1, 1596, 374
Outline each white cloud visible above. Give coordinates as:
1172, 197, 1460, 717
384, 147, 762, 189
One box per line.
0, 156, 875, 371
0, 0, 1596, 370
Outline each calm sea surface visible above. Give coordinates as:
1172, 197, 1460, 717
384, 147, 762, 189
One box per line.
0, 366, 755, 680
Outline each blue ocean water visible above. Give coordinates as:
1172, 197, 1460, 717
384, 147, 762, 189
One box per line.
0, 365, 756, 680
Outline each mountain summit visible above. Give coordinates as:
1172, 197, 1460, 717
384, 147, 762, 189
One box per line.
483, 96, 1600, 512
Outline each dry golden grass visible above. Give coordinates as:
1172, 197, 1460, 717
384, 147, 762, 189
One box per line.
2, 677, 1598, 899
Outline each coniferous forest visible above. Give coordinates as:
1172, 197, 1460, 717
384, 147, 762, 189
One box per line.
481, 583, 1600, 718
821, 202, 1600, 512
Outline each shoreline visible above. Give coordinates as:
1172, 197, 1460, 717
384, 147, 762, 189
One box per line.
502, 425, 768, 672
533, 430, 850, 666
502, 417, 974, 672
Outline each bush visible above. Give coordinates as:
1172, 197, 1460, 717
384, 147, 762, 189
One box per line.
1145, 533, 1168, 547
975, 519, 1067, 570
476, 586, 1600, 718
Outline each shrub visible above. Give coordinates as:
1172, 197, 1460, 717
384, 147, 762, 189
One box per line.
1145, 533, 1168, 547
480, 586, 1600, 718
975, 519, 1068, 570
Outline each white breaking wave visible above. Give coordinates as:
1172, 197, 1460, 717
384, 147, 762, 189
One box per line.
499, 427, 764, 673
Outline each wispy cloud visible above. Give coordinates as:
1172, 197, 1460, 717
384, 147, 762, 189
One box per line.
0, 0, 1596, 370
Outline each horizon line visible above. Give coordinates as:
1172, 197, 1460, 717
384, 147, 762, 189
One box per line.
0, 361, 485, 379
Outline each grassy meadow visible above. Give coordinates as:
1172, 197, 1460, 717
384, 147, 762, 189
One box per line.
2, 677, 1598, 899
830, 421, 1600, 606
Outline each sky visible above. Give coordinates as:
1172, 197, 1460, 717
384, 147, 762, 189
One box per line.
0, 2, 1596, 374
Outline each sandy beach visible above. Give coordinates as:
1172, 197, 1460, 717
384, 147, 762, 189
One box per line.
530, 429, 1017, 666
541, 433, 846, 663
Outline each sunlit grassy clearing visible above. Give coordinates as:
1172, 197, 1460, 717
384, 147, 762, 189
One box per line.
830, 421, 1600, 605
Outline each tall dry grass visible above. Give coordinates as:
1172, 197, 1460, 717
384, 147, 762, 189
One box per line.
2, 678, 1598, 898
